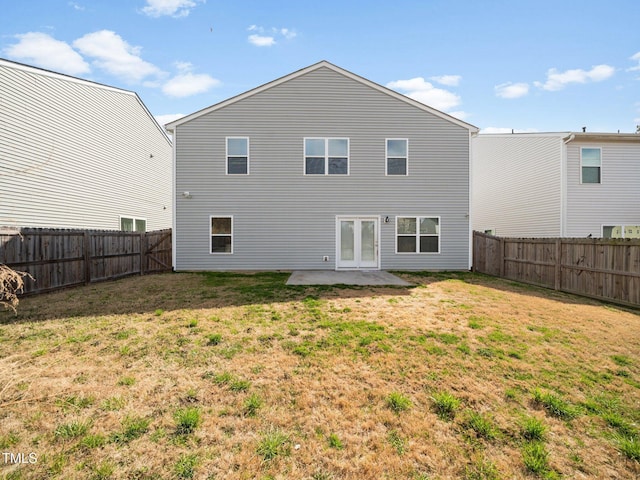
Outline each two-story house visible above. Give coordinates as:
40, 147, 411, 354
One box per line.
0, 58, 172, 231
166, 61, 479, 271
472, 132, 640, 238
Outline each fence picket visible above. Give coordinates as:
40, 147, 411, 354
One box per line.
0, 228, 172, 295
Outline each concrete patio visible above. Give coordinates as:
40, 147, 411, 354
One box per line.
286, 270, 411, 286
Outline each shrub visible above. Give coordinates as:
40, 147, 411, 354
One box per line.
0, 264, 33, 313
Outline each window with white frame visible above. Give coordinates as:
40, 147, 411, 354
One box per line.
396, 216, 440, 253
304, 138, 349, 175
581, 147, 601, 184
226, 137, 249, 175
386, 139, 408, 175
603, 225, 640, 239
210, 216, 233, 253
120, 217, 146, 232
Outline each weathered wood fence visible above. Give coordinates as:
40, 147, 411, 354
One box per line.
472, 231, 640, 307
0, 228, 172, 295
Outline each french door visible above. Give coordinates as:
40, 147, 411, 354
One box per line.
336, 217, 379, 269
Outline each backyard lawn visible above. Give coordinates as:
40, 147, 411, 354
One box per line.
0, 271, 639, 479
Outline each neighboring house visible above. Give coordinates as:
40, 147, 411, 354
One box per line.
472, 132, 640, 238
0, 58, 172, 231
166, 61, 479, 271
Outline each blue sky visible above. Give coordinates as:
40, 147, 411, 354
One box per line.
2, 0, 639, 133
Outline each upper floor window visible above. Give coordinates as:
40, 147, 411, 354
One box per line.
304, 138, 349, 175
120, 216, 146, 232
386, 139, 408, 175
227, 137, 249, 175
581, 147, 601, 184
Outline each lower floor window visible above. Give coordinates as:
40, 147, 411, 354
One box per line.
120, 217, 146, 232
211, 216, 233, 253
396, 216, 440, 253
603, 225, 640, 239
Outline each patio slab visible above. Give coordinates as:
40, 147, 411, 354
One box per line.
286, 270, 411, 286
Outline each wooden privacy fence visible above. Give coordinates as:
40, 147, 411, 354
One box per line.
0, 228, 172, 295
473, 231, 640, 307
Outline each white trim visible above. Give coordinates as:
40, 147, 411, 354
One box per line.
385, 138, 409, 176
335, 216, 380, 270
166, 61, 479, 133
395, 216, 441, 254
304, 137, 350, 175
225, 137, 250, 175
209, 215, 234, 254
580, 146, 602, 184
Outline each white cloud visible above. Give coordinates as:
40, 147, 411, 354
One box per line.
247, 25, 296, 47
535, 64, 615, 91
248, 34, 276, 47
73, 30, 162, 83
3, 32, 90, 76
628, 52, 640, 72
141, 0, 204, 18
495, 82, 530, 99
386, 77, 461, 111
430, 75, 461, 87
68, 2, 85, 10
162, 63, 220, 97
155, 113, 185, 127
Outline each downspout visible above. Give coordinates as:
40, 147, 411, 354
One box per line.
170, 125, 177, 271
468, 131, 477, 270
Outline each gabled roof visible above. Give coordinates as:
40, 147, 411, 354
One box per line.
0, 57, 171, 145
165, 60, 479, 133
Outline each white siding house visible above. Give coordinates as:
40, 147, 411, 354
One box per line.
472, 132, 640, 238
167, 61, 479, 271
0, 58, 172, 231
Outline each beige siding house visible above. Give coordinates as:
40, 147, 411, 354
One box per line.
472, 132, 640, 238
0, 58, 172, 231
167, 61, 479, 271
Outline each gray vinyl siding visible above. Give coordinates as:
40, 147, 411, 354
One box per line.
472, 134, 563, 237
565, 141, 640, 237
0, 61, 172, 230
175, 66, 471, 271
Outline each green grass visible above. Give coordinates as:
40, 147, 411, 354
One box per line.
257, 429, 291, 461
174, 407, 202, 435
616, 435, 640, 461
431, 391, 461, 420
54, 419, 92, 440
521, 416, 546, 441
387, 429, 406, 455
532, 388, 582, 420
110, 415, 150, 444
521, 441, 550, 476
243, 393, 263, 417
464, 411, 498, 440
174, 453, 199, 479
386, 391, 412, 413
327, 433, 344, 450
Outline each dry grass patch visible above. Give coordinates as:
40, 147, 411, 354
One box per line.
0, 271, 639, 479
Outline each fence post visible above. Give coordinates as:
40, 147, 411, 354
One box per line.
554, 239, 561, 290
83, 231, 91, 285
140, 232, 145, 276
